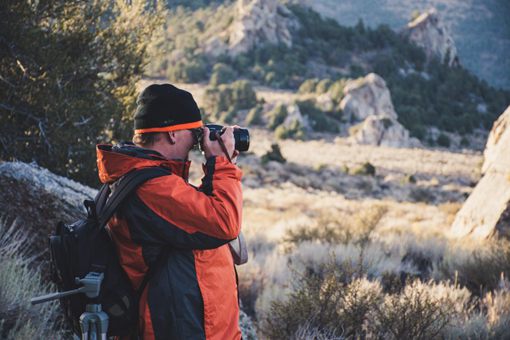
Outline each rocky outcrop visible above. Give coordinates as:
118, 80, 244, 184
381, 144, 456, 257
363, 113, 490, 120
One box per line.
228, 0, 298, 55
341, 73, 419, 148
404, 8, 458, 67
340, 73, 396, 121
0, 161, 96, 258
450, 106, 510, 239
349, 116, 418, 148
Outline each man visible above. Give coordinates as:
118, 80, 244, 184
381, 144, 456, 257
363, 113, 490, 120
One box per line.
96, 84, 243, 339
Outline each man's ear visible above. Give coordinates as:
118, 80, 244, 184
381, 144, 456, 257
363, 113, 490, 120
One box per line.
167, 132, 176, 145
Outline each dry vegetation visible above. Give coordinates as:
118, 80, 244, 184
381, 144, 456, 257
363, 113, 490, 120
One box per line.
140, 73, 510, 340
0, 218, 62, 339
185, 119, 509, 339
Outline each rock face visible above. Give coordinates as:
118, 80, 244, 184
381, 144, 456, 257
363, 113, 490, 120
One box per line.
450, 106, 510, 239
228, 0, 297, 55
340, 73, 396, 121
341, 73, 419, 148
0, 161, 96, 258
404, 8, 458, 67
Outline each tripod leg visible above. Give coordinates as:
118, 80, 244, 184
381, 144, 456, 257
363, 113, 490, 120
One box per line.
80, 305, 108, 340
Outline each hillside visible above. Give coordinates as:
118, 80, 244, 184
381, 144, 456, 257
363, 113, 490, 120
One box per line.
299, 0, 510, 90
146, 0, 510, 148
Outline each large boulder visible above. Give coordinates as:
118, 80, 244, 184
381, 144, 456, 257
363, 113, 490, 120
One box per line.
340, 73, 396, 121
349, 116, 419, 148
342, 73, 419, 148
403, 8, 459, 67
228, 0, 298, 55
0, 161, 96, 258
450, 106, 510, 239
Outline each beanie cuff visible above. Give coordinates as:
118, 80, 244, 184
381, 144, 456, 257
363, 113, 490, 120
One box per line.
134, 120, 203, 134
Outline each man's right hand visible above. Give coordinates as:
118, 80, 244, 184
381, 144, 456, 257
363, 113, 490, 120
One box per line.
202, 126, 236, 161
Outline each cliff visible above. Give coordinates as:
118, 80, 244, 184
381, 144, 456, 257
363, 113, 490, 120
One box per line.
450, 105, 510, 239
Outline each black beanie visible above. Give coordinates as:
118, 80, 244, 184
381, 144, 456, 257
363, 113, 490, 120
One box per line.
134, 83, 202, 133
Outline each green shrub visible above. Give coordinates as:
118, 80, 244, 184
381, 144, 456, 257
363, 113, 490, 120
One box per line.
372, 281, 454, 339
266, 104, 288, 130
436, 133, 451, 147
230, 80, 257, 109
203, 80, 257, 119
438, 241, 510, 295
274, 119, 305, 140
261, 143, 286, 164
409, 187, 435, 203
328, 79, 348, 102
167, 57, 208, 83
0, 1, 160, 186
219, 109, 237, 124
209, 63, 236, 86
298, 78, 319, 94
262, 262, 455, 340
353, 162, 376, 176
315, 79, 333, 94
245, 105, 264, 126
296, 100, 339, 133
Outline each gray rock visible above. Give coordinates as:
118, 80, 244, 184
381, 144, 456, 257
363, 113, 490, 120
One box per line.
340, 73, 397, 121
403, 8, 459, 67
349, 115, 419, 148
228, 0, 298, 56
450, 106, 510, 239
0, 161, 96, 261
342, 73, 418, 148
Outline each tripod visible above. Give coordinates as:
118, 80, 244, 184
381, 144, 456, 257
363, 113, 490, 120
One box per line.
31, 272, 109, 340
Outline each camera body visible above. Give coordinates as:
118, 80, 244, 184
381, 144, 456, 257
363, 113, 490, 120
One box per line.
205, 124, 250, 152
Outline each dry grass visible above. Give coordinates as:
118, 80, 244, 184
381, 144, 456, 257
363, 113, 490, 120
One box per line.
0, 218, 62, 339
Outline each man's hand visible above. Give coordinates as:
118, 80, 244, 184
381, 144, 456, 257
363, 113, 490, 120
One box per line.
202, 126, 238, 162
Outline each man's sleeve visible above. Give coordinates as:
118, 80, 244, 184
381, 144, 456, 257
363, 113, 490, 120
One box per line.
123, 156, 243, 250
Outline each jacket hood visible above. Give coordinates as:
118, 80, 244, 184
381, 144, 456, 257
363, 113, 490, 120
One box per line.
96, 143, 191, 183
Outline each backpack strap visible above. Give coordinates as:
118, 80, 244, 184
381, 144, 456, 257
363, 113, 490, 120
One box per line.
93, 183, 111, 218
97, 167, 171, 230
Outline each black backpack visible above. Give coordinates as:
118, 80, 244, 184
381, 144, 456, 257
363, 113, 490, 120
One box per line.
49, 167, 171, 337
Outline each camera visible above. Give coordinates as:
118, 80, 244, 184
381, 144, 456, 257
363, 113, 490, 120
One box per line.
205, 124, 250, 152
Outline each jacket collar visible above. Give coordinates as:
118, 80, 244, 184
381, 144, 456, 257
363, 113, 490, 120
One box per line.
96, 142, 190, 184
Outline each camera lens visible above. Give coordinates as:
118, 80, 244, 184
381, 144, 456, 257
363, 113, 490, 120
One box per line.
234, 128, 250, 152
204, 123, 250, 152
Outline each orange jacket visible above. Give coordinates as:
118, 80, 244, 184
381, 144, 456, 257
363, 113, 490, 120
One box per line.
96, 143, 243, 340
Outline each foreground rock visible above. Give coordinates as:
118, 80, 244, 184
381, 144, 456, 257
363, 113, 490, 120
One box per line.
450, 106, 510, 239
0, 161, 96, 258
403, 8, 459, 67
341, 73, 419, 148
